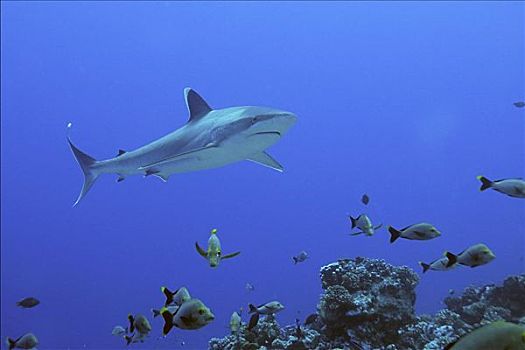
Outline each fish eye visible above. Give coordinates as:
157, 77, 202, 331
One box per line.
198, 309, 205, 315
217, 251, 221, 256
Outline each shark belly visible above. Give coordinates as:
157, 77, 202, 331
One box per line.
152, 133, 281, 175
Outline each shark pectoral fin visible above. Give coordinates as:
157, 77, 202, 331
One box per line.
374, 224, 383, 230
117, 176, 125, 182
350, 231, 364, 236
195, 242, 208, 258
153, 173, 169, 182
222, 251, 241, 260
247, 152, 283, 172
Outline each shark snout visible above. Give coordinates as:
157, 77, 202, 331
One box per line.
277, 112, 297, 125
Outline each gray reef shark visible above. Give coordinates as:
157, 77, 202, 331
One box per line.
68, 88, 297, 206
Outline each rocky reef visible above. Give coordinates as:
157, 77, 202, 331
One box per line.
208, 257, 525, 350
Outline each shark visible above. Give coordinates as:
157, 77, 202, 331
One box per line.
68, 88, 297, 206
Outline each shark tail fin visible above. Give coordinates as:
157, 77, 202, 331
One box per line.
68, 137, 101, 207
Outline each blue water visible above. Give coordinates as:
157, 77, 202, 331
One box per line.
1, 2, 524, 349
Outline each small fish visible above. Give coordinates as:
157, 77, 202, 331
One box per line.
6, 333, 38, 350
444, 321, 525, 349
388, 223, 441, 243
247, 301, 285, 330
292, 251, 308, 264
160, 299, 215, 335
348, 214, 382, 236
448, 289, 455, 295
419, 256, 458, 273
195, 229, 241, 268
361, 194, 369, 205
249, 301, 285, 315
445, 243, 496, 268
477, 176, 525, 198
16, 297, 40, 308
230, 311, 242, 334
127, 314, 152, 335
159, 286, 191, 307
111, 326, 127, 336
513, 101, 525, 108
245, 283, 255, 292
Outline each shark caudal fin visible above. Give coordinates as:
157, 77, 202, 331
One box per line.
68, 137, 100, 207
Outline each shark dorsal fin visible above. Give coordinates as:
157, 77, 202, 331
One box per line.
184, 88, 212, 122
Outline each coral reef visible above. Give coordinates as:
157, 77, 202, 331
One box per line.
208, 257, 525, 350
318, 257, 419, 346
443, 274, 525, 326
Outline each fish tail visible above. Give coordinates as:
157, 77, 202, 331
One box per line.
124, 335, 133, 346
247, 313, 260, 330
68, 137, 101, 207
127, 314, 135, 333
160, 307, 174, 336
419, 262, 431, 273
349, 215, 357, 229
151, 308, 161, 318
445, 252, 457, 267
248, 304, 258, 314
7, 338, 16, 350
388, 226, 401, 243
161, 286, 174, 306
293, 257, 298, 264
477, 176, 492, 191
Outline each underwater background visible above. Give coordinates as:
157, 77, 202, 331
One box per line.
1, 1, 524, 349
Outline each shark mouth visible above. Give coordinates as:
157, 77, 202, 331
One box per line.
250, 131, 281, 137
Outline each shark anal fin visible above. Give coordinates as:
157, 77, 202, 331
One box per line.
247, 152, 283, 172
